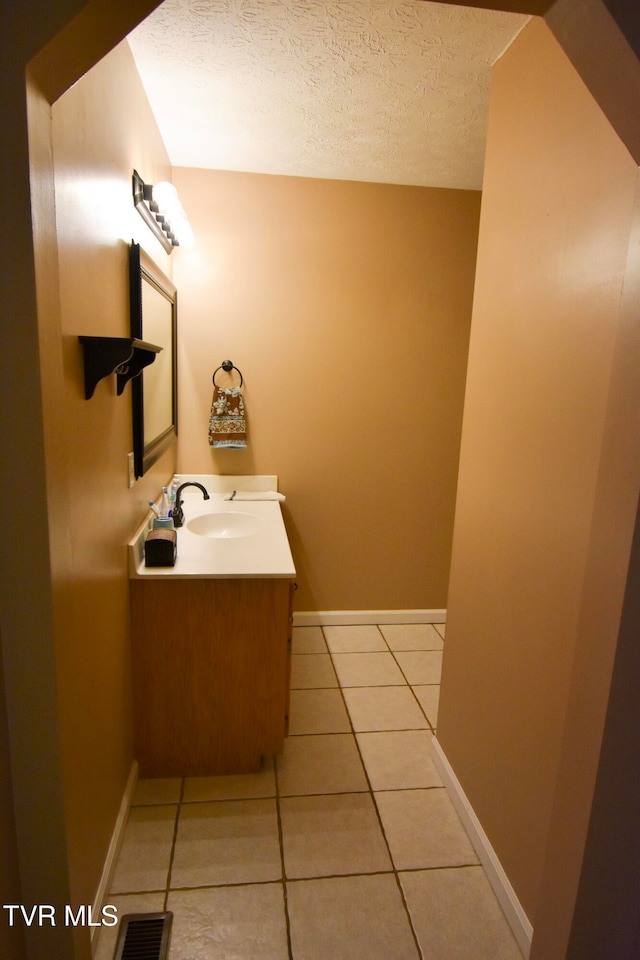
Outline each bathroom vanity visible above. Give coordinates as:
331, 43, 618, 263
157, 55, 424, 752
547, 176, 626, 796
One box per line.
128, 476, 296, 776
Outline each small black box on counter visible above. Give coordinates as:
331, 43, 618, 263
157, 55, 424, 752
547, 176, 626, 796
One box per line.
144, 528, 177, 567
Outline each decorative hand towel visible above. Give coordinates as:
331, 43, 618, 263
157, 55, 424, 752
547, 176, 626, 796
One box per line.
208, 385, 247, 448
223, 490, 285, 502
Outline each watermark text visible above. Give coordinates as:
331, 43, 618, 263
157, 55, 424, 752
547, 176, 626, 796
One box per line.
3, 904, 118, 927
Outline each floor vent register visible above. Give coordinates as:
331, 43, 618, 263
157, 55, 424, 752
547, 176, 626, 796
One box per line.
114, 912, 173, 960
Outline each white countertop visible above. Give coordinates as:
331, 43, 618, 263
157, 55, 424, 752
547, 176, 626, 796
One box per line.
128, 476, 296, 579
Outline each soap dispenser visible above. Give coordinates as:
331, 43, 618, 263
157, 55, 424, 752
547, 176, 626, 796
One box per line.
144, 528, 177, 567
145, 488, 177, 566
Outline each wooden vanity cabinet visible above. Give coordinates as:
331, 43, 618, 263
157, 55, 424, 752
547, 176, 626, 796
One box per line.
130, 577, 294, 777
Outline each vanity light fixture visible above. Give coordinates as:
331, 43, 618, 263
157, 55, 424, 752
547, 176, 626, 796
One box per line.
132, 169, 194, 253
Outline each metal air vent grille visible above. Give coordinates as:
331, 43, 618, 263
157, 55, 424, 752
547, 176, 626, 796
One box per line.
113, 912, 172, 960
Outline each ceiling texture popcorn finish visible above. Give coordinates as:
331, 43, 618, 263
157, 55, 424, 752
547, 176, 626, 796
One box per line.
127, 0, 529, 190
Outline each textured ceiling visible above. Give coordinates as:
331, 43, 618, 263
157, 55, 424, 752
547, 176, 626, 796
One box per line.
127, 0, 529, 190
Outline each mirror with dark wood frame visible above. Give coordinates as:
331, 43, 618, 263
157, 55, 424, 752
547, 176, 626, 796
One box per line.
129, 242, 178, 478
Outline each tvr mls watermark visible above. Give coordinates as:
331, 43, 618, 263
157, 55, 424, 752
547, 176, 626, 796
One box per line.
3, 904, 118, 927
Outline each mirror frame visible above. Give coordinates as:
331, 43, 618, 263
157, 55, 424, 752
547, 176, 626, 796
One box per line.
129, 242, 178, 478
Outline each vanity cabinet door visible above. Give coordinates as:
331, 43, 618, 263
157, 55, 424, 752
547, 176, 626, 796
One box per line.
130, 577, 292, 777
284, 580, 295, 735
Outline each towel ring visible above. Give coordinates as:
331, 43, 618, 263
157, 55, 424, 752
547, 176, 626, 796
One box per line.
213, 360, 243, 387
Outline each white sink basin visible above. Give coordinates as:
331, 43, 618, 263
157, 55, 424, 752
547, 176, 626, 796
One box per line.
186, 511, 264, 539
129, 478, 296, 579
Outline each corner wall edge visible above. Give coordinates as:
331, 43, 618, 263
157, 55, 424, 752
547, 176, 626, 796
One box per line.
431, 737, 533, 958
91, 760, 138, 943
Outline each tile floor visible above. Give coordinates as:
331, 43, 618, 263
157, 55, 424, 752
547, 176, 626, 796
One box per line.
94, 622, 523, 960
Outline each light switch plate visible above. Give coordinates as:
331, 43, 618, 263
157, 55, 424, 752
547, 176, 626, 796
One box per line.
127, 452, 135, 488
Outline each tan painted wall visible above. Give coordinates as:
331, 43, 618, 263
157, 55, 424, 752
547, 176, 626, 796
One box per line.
438, 14, 640, 934
173, 168, 480, 611
531, 140, 640, 960
4, 2, 164, 954
0, 638, 26, 960
48, 37, 176, 911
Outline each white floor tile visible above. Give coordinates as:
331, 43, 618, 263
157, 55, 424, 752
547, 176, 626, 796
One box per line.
413, 684, 440, 729
132, 778, 182, 806
380, 623, 444, 651
343, 685, 428, 731
394, 650, 443, 684
375, 788, 479, 870
332, 652, 406, 687
110, 805, 177, 894
288, 688, 351, 735
168, 883, 289, 960
290, 653, 338, 689
171, 799, 281, 887
288, 874, 420, 959
183, 755, 276, 802
107, 618, 514, 960
292, 625, 327, 654
401, 867, 522, 960
323, 624, 387, 653
277, 733, 368, 796
357, 730, 442, 790
280, 793, 392, 879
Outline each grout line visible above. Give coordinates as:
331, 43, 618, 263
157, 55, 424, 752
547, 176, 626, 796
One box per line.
322, 626, 426, 960
378, 640, 440, 736
378, 628, 441, 734
123, 866, 488, 898
274, 751, 295, 960
117, 622, 450, 958
163, 777, 184, 911
109, 865, 480, 900
171, 794, 278, 805
288, 727, 430, 737
290, 636, 439, 732
408, 681, 438, 735
279, 785, 444, 800
163, 878, 286, 892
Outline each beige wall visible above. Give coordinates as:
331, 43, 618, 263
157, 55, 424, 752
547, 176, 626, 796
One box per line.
0, 638, 26, 960
531, 140, 640, 960
3, 2, 164, 954
438, 13, 640, 943
47, 37, 176, 915
173, 168, 480, 611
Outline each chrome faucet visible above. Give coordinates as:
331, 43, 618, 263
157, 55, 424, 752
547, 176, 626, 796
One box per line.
172, 481, 210, 527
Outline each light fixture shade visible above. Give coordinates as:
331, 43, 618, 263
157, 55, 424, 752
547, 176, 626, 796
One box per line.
153, 181, 178, 207
154, 182, 194, 247
132, 171, 193, 251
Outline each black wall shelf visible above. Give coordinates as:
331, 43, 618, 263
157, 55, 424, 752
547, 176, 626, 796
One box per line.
79, 336, 162, 399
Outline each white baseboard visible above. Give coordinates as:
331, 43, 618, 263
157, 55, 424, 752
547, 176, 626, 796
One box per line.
431, 738, 533, 959
91, 760, 138, 942
293, 609, 446, 626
